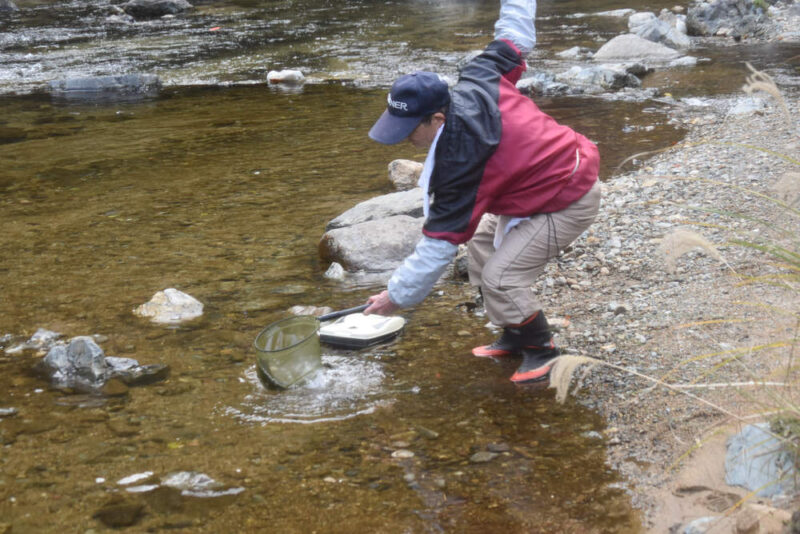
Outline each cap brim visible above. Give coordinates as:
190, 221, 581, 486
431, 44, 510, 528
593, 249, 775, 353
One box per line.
368, 109, 423, 145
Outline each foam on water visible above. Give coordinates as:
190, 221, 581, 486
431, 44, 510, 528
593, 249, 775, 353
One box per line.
225, 354, 391, 424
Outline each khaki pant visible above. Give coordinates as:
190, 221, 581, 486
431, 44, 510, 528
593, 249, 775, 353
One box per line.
467, 181, 601, 326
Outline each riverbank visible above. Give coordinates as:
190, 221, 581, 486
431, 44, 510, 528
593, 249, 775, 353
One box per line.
538, 76, 799, 530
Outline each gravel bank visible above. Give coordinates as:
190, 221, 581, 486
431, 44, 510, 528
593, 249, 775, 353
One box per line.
536, 76, 799, 529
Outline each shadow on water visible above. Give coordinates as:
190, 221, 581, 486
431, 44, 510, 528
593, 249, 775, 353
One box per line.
0, 83, 651, 531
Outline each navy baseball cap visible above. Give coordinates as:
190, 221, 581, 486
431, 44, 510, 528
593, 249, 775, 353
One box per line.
369, 71, 450, 145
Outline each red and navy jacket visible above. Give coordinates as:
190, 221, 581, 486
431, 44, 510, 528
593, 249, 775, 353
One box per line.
422, 39, 600, 245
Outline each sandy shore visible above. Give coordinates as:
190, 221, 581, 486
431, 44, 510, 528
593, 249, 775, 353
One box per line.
536, 71, 799, 531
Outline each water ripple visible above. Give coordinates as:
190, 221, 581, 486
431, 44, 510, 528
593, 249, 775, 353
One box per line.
224, 354, 391, 424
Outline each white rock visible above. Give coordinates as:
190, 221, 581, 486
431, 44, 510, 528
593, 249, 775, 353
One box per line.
134, 288, 203, 324
267, 70, 305, 84
324, 262, 346, 281
593, 34, 681, 63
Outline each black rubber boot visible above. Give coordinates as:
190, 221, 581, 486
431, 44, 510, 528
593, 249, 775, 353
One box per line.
471, 327, 521, 357
510, 312, 559, 383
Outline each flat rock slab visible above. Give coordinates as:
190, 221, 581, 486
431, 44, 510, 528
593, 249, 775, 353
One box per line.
593, 34, 682, 62
326, 188, 424, 230
319, 215, 423, 272
121, 0, 193, 19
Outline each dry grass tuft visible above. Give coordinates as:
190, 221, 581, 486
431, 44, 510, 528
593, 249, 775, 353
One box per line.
549, 355, 597, 403
742, 62, 793, 130
659, 228, 726, 274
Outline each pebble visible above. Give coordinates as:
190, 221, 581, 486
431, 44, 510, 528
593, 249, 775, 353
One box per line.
391, 449, 414, 459
469, 451, 499, 463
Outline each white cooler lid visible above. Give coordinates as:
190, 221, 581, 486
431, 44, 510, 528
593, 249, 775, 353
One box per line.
319, 313, 405, 344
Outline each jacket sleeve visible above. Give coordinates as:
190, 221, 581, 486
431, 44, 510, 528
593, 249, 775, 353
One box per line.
387, 236, 459, 308
493, 0, 537, 53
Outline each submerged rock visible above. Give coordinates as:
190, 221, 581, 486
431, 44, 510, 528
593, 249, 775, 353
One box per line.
94, 497, 144, 528
49, 74, 161, 101
161, 471, 245, 498
134, 288, 203, 324
287, 305, 334, 317
325, 188, 423, 230
4, 328, 62, 354
121, 0, 193, 19
319, 215, 423, 272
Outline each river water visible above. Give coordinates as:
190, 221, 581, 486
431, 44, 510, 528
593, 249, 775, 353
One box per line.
1, 0, 797, 532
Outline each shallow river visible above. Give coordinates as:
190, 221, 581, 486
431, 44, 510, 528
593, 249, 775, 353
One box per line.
0, 0, 798, 531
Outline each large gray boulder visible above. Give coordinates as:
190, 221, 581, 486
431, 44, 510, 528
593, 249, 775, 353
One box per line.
319, 215, 423, 272
686, 0, 774, 37
326, 188, 423, 230
121, 0, 193, 19
0, 0, 18, 11
628, 11, 692, 48
593, 34, 682, 63
49, 74, 161, 101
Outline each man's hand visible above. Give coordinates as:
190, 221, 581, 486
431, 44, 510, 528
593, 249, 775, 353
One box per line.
364, 290, 400, 316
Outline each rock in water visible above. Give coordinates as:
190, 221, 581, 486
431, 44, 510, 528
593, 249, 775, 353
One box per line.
323, 262, 346, 281
325, 188, 423, 230
41, 338, 170, 390
593, 34, 682, 62
319, 215, 423, 272
267, 70, 305, 85
49, 74, 161, 101
134, 288, 203, 324
0, 0, 18, 11
388, 159, 423, 191
121, 0, 193, 19
43, 336, 108, 389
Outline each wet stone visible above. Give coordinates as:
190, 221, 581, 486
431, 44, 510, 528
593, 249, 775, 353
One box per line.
469, 451, 499, 463
0, 408, 18, 418
107, 419, 140, 437
112, 363, 170, 386
93, 498, 144, 528
101, 378, 129, 397
416, 426, 439, 439
487, 442, 510, 453
121, 0, 193, 19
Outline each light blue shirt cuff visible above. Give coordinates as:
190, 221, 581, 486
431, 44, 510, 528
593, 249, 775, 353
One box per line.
387, 236, 458, 308
494, 0, 537, 54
